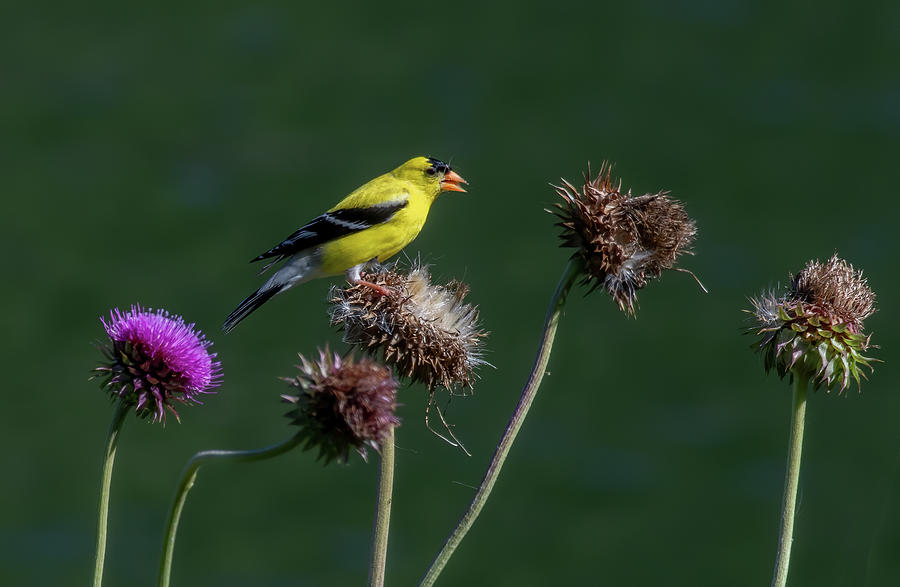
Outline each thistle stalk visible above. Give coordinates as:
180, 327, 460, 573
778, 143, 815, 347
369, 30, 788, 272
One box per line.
368, 426, 396, 587
157, 435, 305, 587
92, 398, 128, 587
771, 373, 809, 587
419, 259, 580, 586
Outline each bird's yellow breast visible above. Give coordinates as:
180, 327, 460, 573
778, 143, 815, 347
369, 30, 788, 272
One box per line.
318, 181, 436, 276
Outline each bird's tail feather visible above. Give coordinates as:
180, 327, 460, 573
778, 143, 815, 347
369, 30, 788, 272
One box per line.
224, 250, 319, 333
222, 285, 283, 333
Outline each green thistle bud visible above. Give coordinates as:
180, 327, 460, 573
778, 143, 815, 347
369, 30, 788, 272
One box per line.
748, 254, 878, 393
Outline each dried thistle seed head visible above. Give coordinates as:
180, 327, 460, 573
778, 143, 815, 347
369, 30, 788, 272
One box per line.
553, 162, 698, 314
791, 254, 876, 329
282, 347, 399, 464
93, 305, 222, 423
748, 254, 878, 393
329, 263, 487, 391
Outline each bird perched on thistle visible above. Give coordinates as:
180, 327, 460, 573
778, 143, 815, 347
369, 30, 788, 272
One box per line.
223, 156, 467, 333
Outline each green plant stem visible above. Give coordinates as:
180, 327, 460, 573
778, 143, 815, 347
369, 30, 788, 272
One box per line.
771, 373, 809, 587
93, 398, 128, 587
368, 426, 396, 587
419, 260, 580, 586
157, 434, 305, 587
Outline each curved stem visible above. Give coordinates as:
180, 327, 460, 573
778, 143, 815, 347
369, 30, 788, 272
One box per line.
771, 373, 809, 587
93, 398, 128, 587
419, 260, 580, 586
368, 426, 396, 587
157, 434, 305, 587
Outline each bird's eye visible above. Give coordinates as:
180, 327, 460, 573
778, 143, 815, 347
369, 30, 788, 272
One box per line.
425, 167, 437, 176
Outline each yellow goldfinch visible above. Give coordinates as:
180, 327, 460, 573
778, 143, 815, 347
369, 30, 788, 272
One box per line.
223, 156, 466, 333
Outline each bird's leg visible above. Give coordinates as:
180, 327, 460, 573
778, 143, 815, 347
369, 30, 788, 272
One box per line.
356, 279, 392, 295
346, 262, 392, 296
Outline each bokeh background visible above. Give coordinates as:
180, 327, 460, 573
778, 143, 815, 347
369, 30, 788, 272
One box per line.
3, 1, 898, 585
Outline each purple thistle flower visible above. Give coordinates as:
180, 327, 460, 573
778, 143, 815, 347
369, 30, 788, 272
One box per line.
94, 304, 223, 422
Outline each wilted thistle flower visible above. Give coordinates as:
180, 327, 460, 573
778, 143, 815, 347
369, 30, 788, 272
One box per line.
748, 254, 877, 392
282, 348, 399, 463
94, 305, 222, 422
329, 263, 487, 391
553, 162, 698, 314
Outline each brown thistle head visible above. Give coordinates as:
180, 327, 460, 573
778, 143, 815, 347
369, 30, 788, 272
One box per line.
329, 263, 487, 391
282, 347, 399, 464
553, 163, 698, 314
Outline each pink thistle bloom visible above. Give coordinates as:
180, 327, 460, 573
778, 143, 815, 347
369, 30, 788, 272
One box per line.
94, 304, 223, 422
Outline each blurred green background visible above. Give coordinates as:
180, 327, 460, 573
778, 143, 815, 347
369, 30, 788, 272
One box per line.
3, 1, 898, 585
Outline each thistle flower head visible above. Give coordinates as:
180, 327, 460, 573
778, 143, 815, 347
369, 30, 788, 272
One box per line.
329, 263, 487, 391
93, 304, 222, 422
748, 254, 877, 393
282, 348, 399, 463
553, 163, 698, 314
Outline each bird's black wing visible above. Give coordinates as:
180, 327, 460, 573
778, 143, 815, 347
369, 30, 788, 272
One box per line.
251, 199, 408, 263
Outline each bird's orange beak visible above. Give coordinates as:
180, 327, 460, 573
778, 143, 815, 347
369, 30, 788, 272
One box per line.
440, 169, 467, 193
